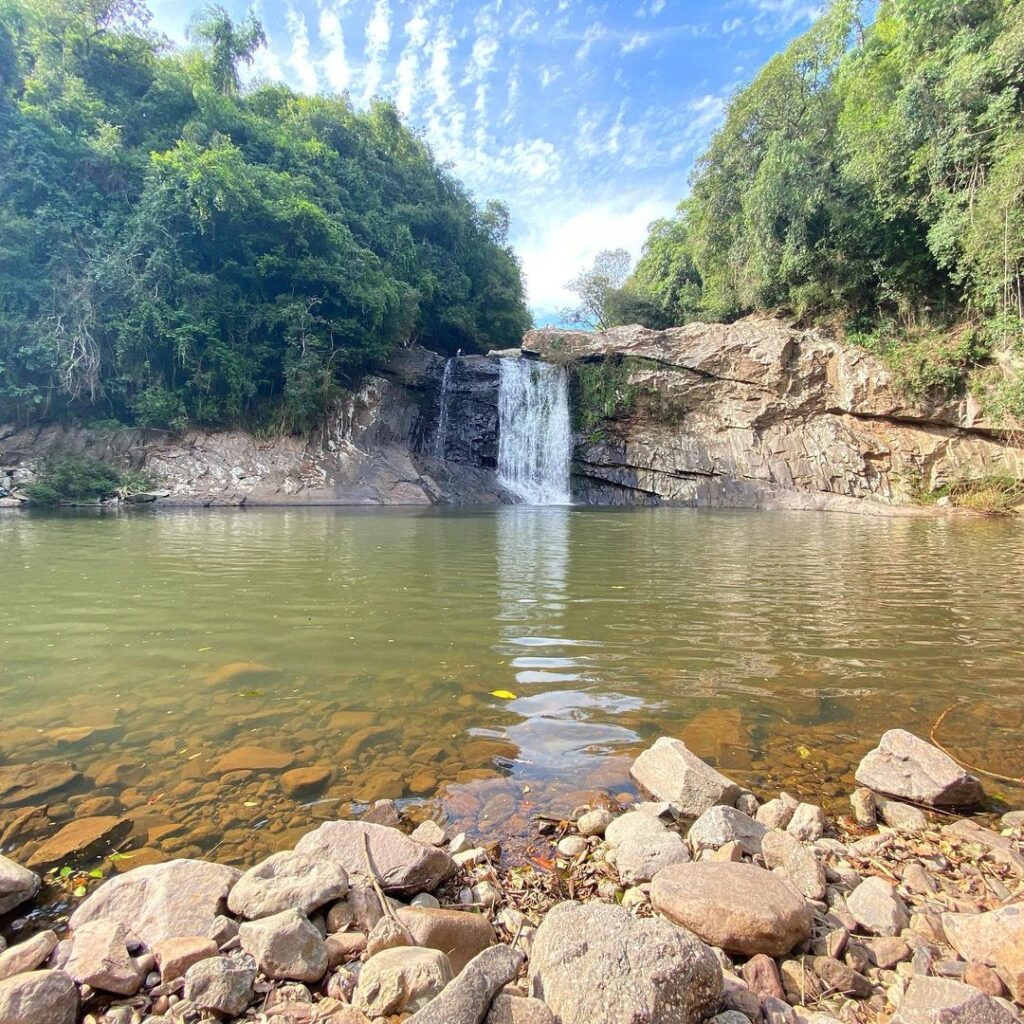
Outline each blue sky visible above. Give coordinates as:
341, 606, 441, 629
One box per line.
148, 0, 824, 321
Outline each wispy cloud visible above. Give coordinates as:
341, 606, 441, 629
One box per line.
361, 0, 392, 105
318, 4, 350, 93
395, 5, 430, 114
284, 5, 318, 94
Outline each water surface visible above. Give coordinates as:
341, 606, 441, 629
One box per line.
2, 506, 1022, 874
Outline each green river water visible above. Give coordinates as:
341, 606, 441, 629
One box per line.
1, 506, 1022, 879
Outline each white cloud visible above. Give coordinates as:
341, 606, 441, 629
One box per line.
634, 0, 667, 17
538, 65, 562, 89
284, 5, 318, 94
395, 6, 430, 114
749, 0, 823, 33
575, 22, 605, 62
361, 0, 392, 105
722, 17, 744, 33
319, 6, 350, 93
621, 32, 649, 54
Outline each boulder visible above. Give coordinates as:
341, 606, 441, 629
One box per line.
184, 954, 257, 1018
688, 806, 766, 856
64, 919, 140, 994
353, 946, 454, 1018
651, 862, 813, 957
153, 935, 218, 983
486, 994, 557, 1024
761, 830, 826, 900
604, 811, 668, 848
70, 859, 240, 947
614, 832, 691, 885
295, 821, 455, 896
528, 900, 722, 1024
395, 906, 496, 974
25, 815, 132, 870
406, 944, 524, 1024
756, 799, 795, 830
892, 976, 1018, 1024
0, 930, 58, 982
0, 969, 79, 1024
239, 908, 328, 982
786, 804, 825, 842
0, 855, 40, 916
228, 850, 348, 919
846, 877, 909, 936
630, 737, 741, 818
942, 906, 1024, 999
855, 731, 983, 808
366, 916, 414, 957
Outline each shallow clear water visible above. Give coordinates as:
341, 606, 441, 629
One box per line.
1, 506, 1022, 874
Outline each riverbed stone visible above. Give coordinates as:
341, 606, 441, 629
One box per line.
353, 946, 455, 1017
757, 799, 796, 830
630, 737, 742, 818
0, 855, 39, 916
847, 876, 910, 936
651, 861, 813, 957
295, 820, 455, 896
689, 806, 767, 856
528, 900, 722, 1024
942, 906, 1024, 999
614, 832, 691, 885
410, 820, 447, 846
604, 810, 668, 847
228, 849, 349, 919
153, 935, 218, 984
850, 789, 877, 827
786, 803, 825, 842
70, 859, 241, 946
396, 906, 496, 974
762, 829, 827, 900
0, 762, 82, 808
281, 766, 333, 798
577, 808, 614, 837
365, 916, 414, 957
64, 919, 140, 994
741, 954, 786, 1002
855, 730, 984, 808
0, 929, 58, 981
876, 798, 928, 832
239, 907, 328, 982
26, 815, 133, 869
892, 976, 1018, 1024
184, 954, 257, 1018
486, 993, 557, 1024
210, 745, 295, 774
0, 969, 79, 1024
405, 944, 524, 1024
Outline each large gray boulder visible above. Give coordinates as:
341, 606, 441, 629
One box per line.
64, 919, 141, 995
69, 859, 240, 947
407, 945, 524, 1024
893, 976, 1019, 1024
630, 737, 741, 818
0, 855, 40, 916
846, 877, 910, 937
688, 806, 767, 857
651, 862, 812, 957
228, 850, 348, 919
0, 969, 79, 1024
184, 954, 257, 1018
238, 908, 328, 982
295, 821, 455, 896
528, 901, 722, 1024
854, 730, 983, 808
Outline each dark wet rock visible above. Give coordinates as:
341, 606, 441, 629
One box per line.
406, 944, 524, 1024
26, 815, 133, 870
70, 859, 241, 946
0, 855, 39, 916
295, 820, 456, 896
688, 806, 767, 857
630, 737, 742, 818
528, 900, 722, 1024
893, 976, 1018, 1024
228, 850, 349, 919
396, 906, 497, 975
353, 946, 455, 1018
855, 730, 984, 808
0, 969, 79, 1024
65, 919, 140, 995
651, 861, 813, 957
238, 907, 328, 982
0, 762, 82, 808
0, 929, 58, 982
184, 954, 256, 1018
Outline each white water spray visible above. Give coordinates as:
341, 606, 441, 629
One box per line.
497, 358, 572, 505
433, 358, 454, 458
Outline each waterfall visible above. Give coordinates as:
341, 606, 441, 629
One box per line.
497, 358, 572, 505
433, 358, 454, 458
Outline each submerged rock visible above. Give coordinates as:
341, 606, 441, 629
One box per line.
528, 900, 722, 1024
630, 737, 742, 818
25, 815, 133, 870
855, 730, 983, 808
651, 861, 813, 957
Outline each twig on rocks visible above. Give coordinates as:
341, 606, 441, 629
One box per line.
362, 830, 399, 923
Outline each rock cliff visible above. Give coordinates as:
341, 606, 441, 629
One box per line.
525, 319, 1024, 513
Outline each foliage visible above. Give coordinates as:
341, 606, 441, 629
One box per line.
918, 474, 1024, 515
560, 249, 632, 330
24, 453, 129, 504
570, 360, 636, 436
625, 0, 1024, 401
0, 0, 531, 432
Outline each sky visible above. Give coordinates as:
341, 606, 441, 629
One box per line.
148, 0, 824, 323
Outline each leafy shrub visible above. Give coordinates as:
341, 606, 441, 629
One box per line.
24, 455, 132, 506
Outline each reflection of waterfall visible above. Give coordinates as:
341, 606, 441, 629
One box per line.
497, 358, 572, 504
433, 358, 454, 458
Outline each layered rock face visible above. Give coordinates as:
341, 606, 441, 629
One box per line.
525, 320, 1024, 512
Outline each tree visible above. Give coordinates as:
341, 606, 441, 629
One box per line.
560, 248, 632, 330
187, 4, 265, 97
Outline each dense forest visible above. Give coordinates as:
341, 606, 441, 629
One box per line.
0, 0, 531, 431
617, 0, 1024, 418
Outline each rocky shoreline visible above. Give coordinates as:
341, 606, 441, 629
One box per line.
0, 728, 1021, 1024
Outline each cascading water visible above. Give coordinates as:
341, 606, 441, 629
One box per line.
497, 358, 572, 504
433, 358, 454, 458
